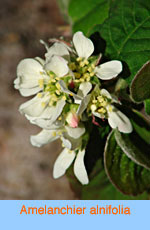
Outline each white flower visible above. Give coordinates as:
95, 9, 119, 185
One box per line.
15, 55, 71, 128
42, 31, 122, 83
72, 31, 122, 81
90, 87, 133, 133
53, 148, 88, 185
30, 124, 88, 184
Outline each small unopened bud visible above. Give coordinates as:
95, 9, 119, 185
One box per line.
66, 112, 79, 128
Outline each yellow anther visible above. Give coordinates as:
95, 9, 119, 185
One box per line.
80, 61, 85, 67
68, 150, 72, 153
74, 72, 81, 79
62, 144, 65, 148
88, 66, 93, 72
80, 78, 84, 82
62, 96, 67, 100
37, 93, 42, 98
92, 99, 97, 104
58, 116, 62, 121
76, 57, 82, 62
91, 63, 95, 69
98, 108, 106, 114
40, 71, 43, 75
52, 131, 56, 137
108, 106, 113, 112
91, 104, 97, 112
84, 60, 89, 65
51, 79, 56, 83
90, 72, 94, 77
83, 73, 90, 79
41, 102, 46, 107
38, 79, 44, 88
86, 76, 90, 81
101, 101, 107, 107
56, 90, 60, 95
69, 93, 73, 96
56, 77, 60, 81
97, 96, 104, 103
56, 82, 61, 90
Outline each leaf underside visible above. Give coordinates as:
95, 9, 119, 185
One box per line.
104, 131, 150, 196
130, 61, 150, 102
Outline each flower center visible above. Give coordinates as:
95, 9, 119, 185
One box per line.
69, 57, 96, 83
38, 71, 67, 106
89, 92, 112, 118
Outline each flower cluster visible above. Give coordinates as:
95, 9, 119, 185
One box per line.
14, 32, 132, 185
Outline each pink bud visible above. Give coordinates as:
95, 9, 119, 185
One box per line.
66, 112, 79, 128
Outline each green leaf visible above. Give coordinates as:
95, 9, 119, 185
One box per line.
130, 61, 150, 103
144, 99, 150, 115
130, 109, 150, 144
98, 0, 150, 84
67, 157, 149, 199
68, 0, 110, 35
115, 129, 150, 169
104, 131, 150, 196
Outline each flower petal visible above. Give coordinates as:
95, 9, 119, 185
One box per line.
73, 31, 94, 59
77, 94, 91, 116
100, 88, 112, 99
53, 148, 76, 178
45, 42, 70, 62
95, 61, 122, 80
65, 125, 85, 139
19, 94, 50, 117
30, 129, 59, 147
77, 82, 92, 97
44, 55, 69, 77
108, 107, 133, 133
61, 133, 82, 150
15, 58, 44, 96
25, 99, 66, 129
74, 149, 89, 185
18, 87, 41, 97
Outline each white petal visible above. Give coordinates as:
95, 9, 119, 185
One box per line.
100, 88, 112, 99
108, 107, 133, 133
18, 87, 41, 97
61, 133, 82, 150
45, 42, 70, 62
95, 61, 122, 80
74, 149, 89, 185
77, 82, 92, 97
53, 148, 76, 178
61, 136, 72, 149
19, 94, 50, 117
92, 111, 104, 119
65, 125, 85, 139
73, 31, 94, 59
35, 57, 45, 66
25, 99, 65, 129
44, 55, 69, 77
16, 58, 43, 90
30, 129, 59, 147
77, 94, 91, 116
